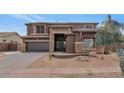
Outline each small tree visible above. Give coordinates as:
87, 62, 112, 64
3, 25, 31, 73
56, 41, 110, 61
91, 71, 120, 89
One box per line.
95, 25, 123, 54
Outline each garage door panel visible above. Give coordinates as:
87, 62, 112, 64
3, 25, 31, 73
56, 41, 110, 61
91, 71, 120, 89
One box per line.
27, 42, 49, 52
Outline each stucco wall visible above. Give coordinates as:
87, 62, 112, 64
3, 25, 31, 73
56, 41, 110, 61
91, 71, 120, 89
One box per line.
0, 35, 23, 44
66, 34, 75, 53
75, 42, 85, 53
75, 32, 84, 42
5, 35, 23, 44
0, 37, 3, 42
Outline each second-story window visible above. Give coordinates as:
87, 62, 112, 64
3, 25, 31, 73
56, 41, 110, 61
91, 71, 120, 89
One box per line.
85, 25, 93, 30
36, 26, 44, 33
2, 39, 6, 42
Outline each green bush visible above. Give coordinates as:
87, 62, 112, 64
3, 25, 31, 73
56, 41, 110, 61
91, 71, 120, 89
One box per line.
21, 44, 26, 52
95, 25, 123, 54
116, 49, 124, 57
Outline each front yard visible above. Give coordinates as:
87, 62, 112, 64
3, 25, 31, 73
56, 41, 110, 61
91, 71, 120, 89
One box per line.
0, 52, 122, 77
27, 53, 122, 77
28, 53, 119, 68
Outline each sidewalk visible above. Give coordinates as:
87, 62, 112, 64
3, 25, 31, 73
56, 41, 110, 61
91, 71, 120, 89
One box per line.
1, 51, 21, 55
1, 67, 122, 78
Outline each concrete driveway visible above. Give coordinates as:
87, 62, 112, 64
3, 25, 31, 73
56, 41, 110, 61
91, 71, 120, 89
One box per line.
0, 52, 47, 69
0, 52, 47, 77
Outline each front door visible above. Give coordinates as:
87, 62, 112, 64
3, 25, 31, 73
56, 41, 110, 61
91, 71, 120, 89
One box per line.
55, 34, 66, 52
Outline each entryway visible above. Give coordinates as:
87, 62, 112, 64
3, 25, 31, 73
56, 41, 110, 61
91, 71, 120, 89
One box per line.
54, 34, 66, 52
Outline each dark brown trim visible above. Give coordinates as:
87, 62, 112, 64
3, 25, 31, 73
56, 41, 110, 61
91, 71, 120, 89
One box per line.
25, 22, 99, 25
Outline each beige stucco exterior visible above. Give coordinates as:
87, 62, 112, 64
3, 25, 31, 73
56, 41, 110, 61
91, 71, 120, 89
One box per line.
23, 22, 98, 52
0, 37, 3, 42
0, 33, 23, 44
0, 32, 23, 51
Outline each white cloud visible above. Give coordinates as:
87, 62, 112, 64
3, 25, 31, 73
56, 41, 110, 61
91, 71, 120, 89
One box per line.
9, 14, 44, 22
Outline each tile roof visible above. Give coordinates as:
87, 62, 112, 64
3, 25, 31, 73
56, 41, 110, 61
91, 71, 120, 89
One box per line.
0, 32, 21, 38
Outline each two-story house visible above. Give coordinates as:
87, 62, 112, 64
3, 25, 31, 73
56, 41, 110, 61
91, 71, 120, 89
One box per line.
22, 22, 98, 52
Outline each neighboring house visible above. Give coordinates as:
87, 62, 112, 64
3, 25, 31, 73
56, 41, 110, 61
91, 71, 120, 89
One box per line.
0, 32, 22, 44
0, 32, 23, 51
22, 22, 98, 52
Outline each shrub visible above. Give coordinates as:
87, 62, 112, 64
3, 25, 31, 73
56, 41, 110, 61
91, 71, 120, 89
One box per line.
120, 56, 124, 73
116, 49, 124, 57
117, 49, 124, 73
21, 44, 26, 52
95, 25, 123, 54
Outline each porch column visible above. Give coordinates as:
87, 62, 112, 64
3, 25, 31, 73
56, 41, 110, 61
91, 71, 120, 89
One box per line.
66, 34, 75, 53
33, 26, 36, 34
93, 38, 95, 48
49, 28, 54, 52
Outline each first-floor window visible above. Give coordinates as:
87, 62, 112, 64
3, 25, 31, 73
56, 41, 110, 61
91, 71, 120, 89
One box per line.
83, 39, 93, 48
85, 25, 93, 30
2, 39, 6, 42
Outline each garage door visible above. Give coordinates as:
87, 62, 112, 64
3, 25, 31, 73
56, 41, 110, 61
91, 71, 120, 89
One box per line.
26, 42, 49, 52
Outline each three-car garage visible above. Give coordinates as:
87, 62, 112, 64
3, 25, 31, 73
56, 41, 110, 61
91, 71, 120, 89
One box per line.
26, 42, 49, 52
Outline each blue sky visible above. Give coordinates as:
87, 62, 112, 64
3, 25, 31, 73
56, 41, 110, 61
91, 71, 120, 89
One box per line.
0, 14, 124, 35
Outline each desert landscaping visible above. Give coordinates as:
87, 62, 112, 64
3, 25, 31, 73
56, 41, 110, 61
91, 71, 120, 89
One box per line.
0, 14, 124, 78
28, 53, 119, 68
0, 51, 123, 78
27, 53, 122, 77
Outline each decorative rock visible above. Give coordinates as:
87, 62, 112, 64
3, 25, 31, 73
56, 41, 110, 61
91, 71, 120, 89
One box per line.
76, 56, 89, 62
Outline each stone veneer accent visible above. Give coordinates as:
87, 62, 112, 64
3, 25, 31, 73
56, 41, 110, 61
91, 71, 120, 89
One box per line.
24, 22, 98, 52
66, 34, 75, 53
75, 42, 85, 53
49, 27, 72, 52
